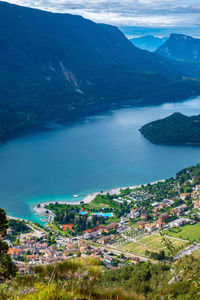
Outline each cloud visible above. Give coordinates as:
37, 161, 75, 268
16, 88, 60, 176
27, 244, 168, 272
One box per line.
5, 0, 200, 28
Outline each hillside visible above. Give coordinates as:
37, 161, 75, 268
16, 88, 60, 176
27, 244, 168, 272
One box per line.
130, 35, 167, 52
139, 112, 200, 145
156, 34, 200, 62
1, 2, 200, 141
1, 246, 200, 299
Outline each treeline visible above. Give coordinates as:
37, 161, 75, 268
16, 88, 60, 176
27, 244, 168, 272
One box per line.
52, 204, 106, 233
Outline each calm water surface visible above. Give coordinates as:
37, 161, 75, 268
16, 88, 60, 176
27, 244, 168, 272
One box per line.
1, 97, 200, 222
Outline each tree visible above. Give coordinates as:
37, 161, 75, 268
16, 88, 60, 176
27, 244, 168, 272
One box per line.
0, 208, 8, 238
120, 253, 125, 259
0, 208, 17, 281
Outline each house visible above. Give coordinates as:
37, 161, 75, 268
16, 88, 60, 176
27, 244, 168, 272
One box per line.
130, 209, 140, 218
104, 258, 114, 266
8, 248, 20, 259
153, 206, 159, 213
192, 191, 198, 199
61, 224, 73, 231
153, 212, 158, 218
132, 257, 141, 264
140, 214, 148, 220
26, 254, 40, 262
180, 193, 190, 200
170, 218, 189, 227
80, 245, 91, 254
171, 205, 186, 216
196, 185, 200, 192
155, 221, 164, 229
145, 223, 156, 233
158, 213, 169, 222
98, 235, 115, 245
137, 222, 146, 229
103, 223, 118, 232
194, 202, 200, 210
159, 202, 167, 209
23, 239, 36, 250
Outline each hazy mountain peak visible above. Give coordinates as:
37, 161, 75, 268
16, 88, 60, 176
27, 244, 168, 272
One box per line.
130, 34, 168, 52
156, 33, 200, 62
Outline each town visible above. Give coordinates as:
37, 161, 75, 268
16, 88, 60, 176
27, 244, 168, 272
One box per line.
5, 163, 200, 272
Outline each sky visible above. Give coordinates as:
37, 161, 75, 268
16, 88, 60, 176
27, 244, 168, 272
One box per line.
4, 0, 200, 37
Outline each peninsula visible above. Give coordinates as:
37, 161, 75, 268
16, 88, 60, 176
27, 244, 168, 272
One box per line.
139, 112, 200, 145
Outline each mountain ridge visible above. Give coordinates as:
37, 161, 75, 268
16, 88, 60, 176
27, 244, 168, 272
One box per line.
1, 2, 200, 141
156, 33, 200, 62
130, 35, 168, 52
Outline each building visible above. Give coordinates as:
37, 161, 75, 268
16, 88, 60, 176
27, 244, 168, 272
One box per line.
140, 214, 148, 220
194, 201, 200, 210
103, 223, 118, 232
145, 223, 156, 233
170, 218, 189, 227
180, 193, 190, 200
153, 206, 159, 213
158, 214, 169, 222
130, 209, 140, 218
61, 224, 73, 231
155, 221, 164, 229
137, 222, 146, 229
8, 248, 20, 259
170, 205, 186, 216
98, 235, 115, 245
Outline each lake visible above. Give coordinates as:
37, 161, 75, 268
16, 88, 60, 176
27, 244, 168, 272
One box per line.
1, 96, 200, 223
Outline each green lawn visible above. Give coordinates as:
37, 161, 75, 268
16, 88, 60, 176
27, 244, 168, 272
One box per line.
164, 222, 200, 242
119, 233, 189, 256
138, 234, 188, 251
90, 195, 121, 209
119, 242, 150, 256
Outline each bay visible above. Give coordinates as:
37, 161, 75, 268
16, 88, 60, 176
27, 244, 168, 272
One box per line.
1, 97, 200, 223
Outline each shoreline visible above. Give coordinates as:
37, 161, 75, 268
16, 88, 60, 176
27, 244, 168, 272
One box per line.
32, 179, 165, 221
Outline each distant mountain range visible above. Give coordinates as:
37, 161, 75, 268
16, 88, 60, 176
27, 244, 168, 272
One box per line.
156, 34, 200, 62
1, 2, 200, 140
139, 112, 200, 145
130, 35, 168, 52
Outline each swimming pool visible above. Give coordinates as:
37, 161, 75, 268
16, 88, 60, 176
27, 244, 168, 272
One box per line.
93, 212, 114, 217
79, 211, 88, 215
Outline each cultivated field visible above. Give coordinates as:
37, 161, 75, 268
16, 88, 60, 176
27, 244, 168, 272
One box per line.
119, 241, 150, 256
119, 233, 189, 256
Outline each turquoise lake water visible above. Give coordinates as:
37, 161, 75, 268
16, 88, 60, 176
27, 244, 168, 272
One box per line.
1, 96, 200, 223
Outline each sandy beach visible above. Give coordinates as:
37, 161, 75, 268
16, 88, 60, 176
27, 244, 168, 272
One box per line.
32, 179, 165, 221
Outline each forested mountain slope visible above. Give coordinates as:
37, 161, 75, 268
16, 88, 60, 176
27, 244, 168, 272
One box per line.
1, 2, 200, 140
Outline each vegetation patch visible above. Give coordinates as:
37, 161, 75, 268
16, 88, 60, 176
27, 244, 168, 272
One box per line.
164, 222, 200, 242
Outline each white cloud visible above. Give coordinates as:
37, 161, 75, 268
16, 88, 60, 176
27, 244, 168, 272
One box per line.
4, 0, 200, 27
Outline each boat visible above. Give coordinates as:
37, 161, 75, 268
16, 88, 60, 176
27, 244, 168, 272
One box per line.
73, 195, 79, 198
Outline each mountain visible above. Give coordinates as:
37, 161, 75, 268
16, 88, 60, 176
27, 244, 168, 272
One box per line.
139, 112, 200, 145
156, 34, 200, 62
130, 35, 168, 52
1, 2, 200, 141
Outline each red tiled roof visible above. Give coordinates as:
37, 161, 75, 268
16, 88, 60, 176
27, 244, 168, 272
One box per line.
83, 225, 104, 233
61, 224, 73, 231
8, 248, 19, 256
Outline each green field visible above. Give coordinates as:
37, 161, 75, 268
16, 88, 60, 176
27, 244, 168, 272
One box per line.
164, 222, 200, 242
119, 234, 188, 256
119, 241, 150, 256
138, 234, 188, 250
